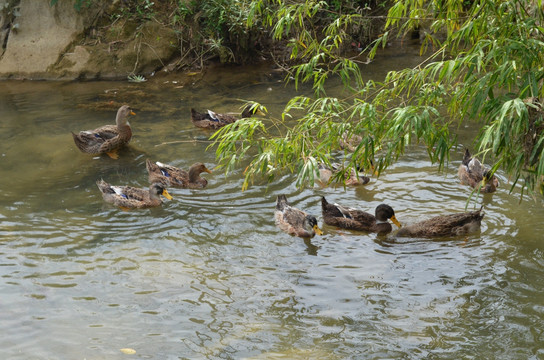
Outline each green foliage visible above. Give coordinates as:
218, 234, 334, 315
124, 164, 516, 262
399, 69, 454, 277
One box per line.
112, 0, 156, 21
210, 0, 544, 198
171, 0, 263, 64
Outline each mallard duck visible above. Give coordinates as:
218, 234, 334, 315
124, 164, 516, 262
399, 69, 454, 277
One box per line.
318, 163, 370, 186
96, 179, 173, 209
321, 197, 401, 235
458, 148, 499, 193
396, 208, 484, 238
339, 132, 363, 152
275, 195, 323, 238
72, 105, 135, 159
190, 105, 256, 129
146, 159, 212, 189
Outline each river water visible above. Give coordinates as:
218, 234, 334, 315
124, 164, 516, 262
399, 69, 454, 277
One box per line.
1, 44, 544, 359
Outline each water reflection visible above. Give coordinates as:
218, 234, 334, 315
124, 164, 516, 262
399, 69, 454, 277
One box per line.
1, 52, 544, 359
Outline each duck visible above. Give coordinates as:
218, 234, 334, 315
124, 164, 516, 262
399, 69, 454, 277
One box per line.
321, 197, 401, 235
318, 163, 370, 186
146, 159, 212, 189
275, 195, 323, 238
396, 208, 484, 238
458, 148, 499, 193
190, 104, 258, 129
72, 105, 135, 159
339, 132, 363, 152
96, 179, 173, 209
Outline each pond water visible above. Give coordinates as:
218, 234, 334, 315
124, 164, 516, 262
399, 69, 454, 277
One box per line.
1, 44, 544, 359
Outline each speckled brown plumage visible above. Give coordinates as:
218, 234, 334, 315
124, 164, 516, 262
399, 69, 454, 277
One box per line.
317, 163, 370, 186
396, 208, 484, 238
72, 105, 135, 159
458, 148, 499, 193
146, 160, 212, 189
190, 106, 253, 129
96, 179, 172, 209
275, 195, 323, 238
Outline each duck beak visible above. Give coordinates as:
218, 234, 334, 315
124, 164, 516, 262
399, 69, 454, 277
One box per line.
390, 215, 402, 228
130, 111, 136, 116
161, 189, 173, 200
313, 224, 324, 235
204, 166, 213, 174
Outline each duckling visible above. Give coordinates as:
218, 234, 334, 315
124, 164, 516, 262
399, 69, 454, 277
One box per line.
458, 148, 499, 193
72, 105, 135, 159
321, 197, 401, 235
396, 208, 484, 238
96, 180, 172, 209
146, 160, 212, 189
275, 195, 323, 238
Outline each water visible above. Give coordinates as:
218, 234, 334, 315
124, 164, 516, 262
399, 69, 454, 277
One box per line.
1, 46, 544, 359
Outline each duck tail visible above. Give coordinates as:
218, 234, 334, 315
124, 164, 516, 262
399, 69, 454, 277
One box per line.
321, 196, 329, 210
462, 148, 472, 166
477, 205, 485, 220
276, 195, 289, 211
146, 158, 158, 172
96, 179, 113, 194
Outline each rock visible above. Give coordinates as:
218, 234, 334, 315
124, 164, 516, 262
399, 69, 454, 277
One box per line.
0, 0, 99, 79
0, 1, 179, 80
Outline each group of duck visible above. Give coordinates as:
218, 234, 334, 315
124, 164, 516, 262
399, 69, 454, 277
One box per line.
72, 104, 498, 239
275, 148, 498, 239
72, 105, 218, 209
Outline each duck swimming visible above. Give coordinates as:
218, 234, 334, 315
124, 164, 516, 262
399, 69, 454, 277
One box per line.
458, 148, 499, 193
72, 105, 135, 159
146, 160, 212, 189
96, 180, 172, 209
321, 197, 401, 235
318, 163, 370, 186
275, 195, 323, 238
190, 106, 254, 129
396, 208, 484, 238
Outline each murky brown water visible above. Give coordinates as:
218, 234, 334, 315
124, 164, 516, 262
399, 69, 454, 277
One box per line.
1, 45, 544, 359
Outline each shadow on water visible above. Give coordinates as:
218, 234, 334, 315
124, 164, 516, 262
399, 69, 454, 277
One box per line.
1, 47, 544, 359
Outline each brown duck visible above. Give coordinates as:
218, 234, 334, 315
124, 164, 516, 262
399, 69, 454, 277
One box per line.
458, 148, 499, 193
190, 105, 259, 129
275, 195, 323, 238
72, 105, 135, 159
96, 179, 173, 209
146, 160, 212, 189
318, 163, 370, 186
396, 208, 484, 238
321, 197, 401, 235
339, 132, 362, 152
